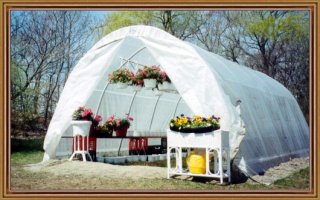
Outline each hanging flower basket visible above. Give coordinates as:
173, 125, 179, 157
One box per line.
144, 79, 157, 89
71, 120, 92, 136
116, 125, 129, 137
158, 81, 172, 91
108, 68, 134, 89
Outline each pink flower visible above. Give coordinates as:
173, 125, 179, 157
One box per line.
82, 108, 93, 118
94, 115, 102, 122
107, 115, 115, 122
116, 119, 121, 127
160, 71, 167, 79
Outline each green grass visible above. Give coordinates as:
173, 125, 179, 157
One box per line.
11, 138, 44, 165
273, 167, 309, 189
11, 151, 44, 165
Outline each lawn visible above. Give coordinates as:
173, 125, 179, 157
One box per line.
10, 139, 310, 191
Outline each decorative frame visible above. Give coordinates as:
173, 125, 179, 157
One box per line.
0, 0, 318, 199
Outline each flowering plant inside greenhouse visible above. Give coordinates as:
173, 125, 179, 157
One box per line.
108, 68, 134, 83
72, 106, 102, 126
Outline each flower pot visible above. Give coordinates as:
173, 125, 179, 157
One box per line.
131, 155, 140, 162
116, 82, 128, 89
105, 157, 114, 164
71, 120, 92, 137
113, 156, 126, 164
143, 79, 157, 89
139, 155, 147, 162
115, 126, 128, 137
125, 156, 134, 163
147, 155, 155, 162
158, 81, 172, 91
193, 126, 214, 134
159, 154, 167, 160
96, 156, 104, 163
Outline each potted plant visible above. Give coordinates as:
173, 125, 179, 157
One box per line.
136, 66, 161, 89
94, 120, 113, 138
107, 114, 134, 137
72, 107, 102, 137
108, 68, 134, 89
157, 71, 173, 91
169, 114, 220, 133
130, 73, 144, 91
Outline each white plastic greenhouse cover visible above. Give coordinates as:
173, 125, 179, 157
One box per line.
43, 25, 309, 176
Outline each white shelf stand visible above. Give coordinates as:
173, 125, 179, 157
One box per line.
166, 129, 231, 184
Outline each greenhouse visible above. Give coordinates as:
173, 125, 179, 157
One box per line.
43, 25, 309, 177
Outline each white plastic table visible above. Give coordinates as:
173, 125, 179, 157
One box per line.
167, 129, 231, 184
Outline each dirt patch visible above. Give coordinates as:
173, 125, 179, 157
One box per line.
25, 160, 167, 180
249, 157, 309, 185
24, 157, 309, 185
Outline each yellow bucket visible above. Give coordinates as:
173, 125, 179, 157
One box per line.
186, 150, 206, 174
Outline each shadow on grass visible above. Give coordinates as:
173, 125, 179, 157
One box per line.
11, 138, 44, 152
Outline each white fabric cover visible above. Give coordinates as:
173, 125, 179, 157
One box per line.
43, 25, 309, 176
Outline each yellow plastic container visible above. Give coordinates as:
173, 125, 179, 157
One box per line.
186, 149, 206, 174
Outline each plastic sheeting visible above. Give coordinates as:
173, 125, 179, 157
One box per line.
43, 25, 309, 176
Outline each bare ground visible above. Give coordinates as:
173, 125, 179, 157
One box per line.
249, 157, 310, 185
25, 160, 167, 180
21, 157, 309, 187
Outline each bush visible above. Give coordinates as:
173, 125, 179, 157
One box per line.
11, 138, 44, 153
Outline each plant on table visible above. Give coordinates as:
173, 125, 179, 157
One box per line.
169, 114, 220, 133
107, 113, 134, 137
96, 120, 114, 137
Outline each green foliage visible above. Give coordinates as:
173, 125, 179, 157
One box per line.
11, 138, 44, 152
103, 11, 154, 35
246, 12, 305, 43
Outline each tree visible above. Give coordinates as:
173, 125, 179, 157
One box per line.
102, 11, 204, 40
11, 11, 95, 130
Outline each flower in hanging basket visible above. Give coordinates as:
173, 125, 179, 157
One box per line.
159, 70, 171, 84
130, 73, 144, 91
136, 65, 161, 80
108, 68, 134, 84
136, 66, 162, 89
